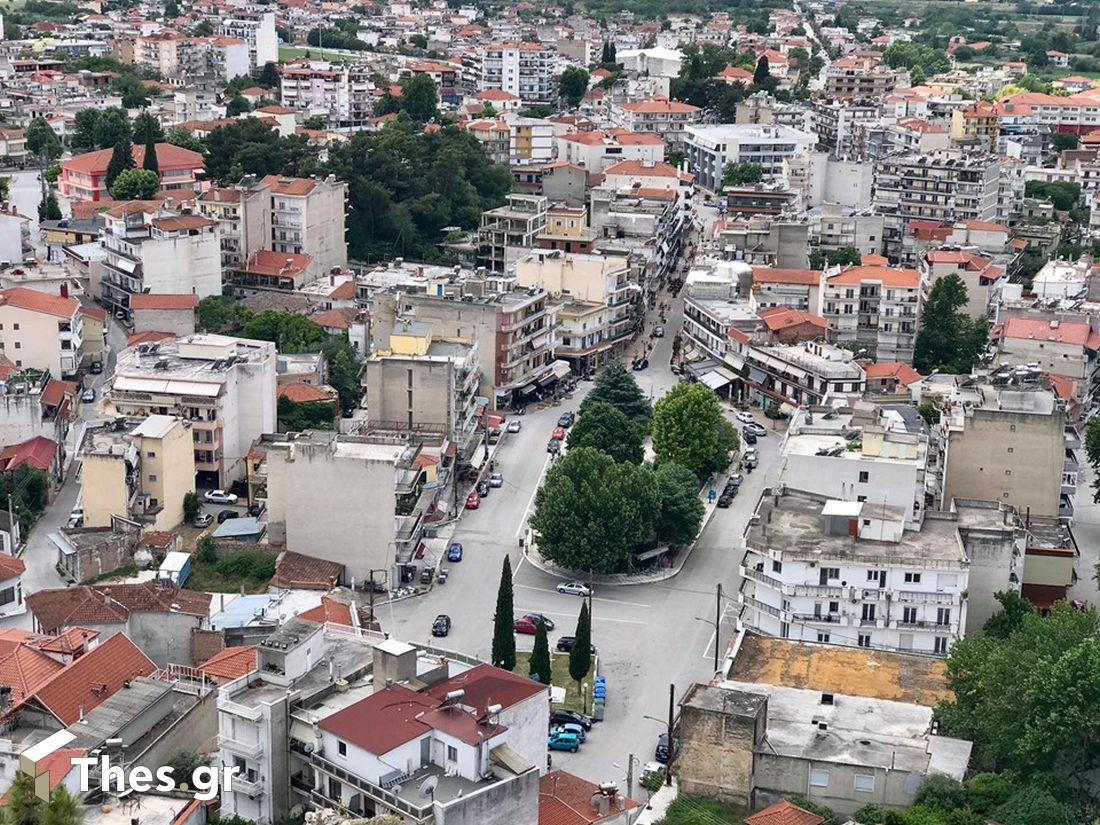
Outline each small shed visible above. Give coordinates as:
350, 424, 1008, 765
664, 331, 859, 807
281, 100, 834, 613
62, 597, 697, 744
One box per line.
157, 551, 192, 586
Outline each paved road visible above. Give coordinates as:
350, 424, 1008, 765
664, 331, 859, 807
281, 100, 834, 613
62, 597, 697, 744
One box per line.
1068, 460, 1100, 606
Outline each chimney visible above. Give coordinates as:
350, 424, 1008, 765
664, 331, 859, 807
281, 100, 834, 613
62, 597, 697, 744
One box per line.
60, 282, 68, 298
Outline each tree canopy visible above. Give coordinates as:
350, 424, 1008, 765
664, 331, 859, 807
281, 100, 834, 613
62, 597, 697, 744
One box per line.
25, 117, 62, 161
109, 168, 160, 201
201, 119, 318, 184
1024, 179, 1081, 211
913, 274, 987, 374
652, 382, 738, 479
722, 161, 763, 187
579, 361, 652, 424
565, 400, 644, 463
559, 66, 590, 107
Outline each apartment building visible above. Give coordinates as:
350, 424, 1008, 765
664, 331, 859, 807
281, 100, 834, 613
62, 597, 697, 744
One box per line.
815, 205, 884, 257
724, 339, 865, 409
408, 60, 461, 104
132, 32, 249, 82
950, 101, 998, 151
820, 264, 922, 362
80, 415, 196, 530
610, 97, 702, 147
515, 250, 636, 372
466, 42, 555, 105
197, 179, 272, 276
107, 334, 277, 487
100, 202, 221, 318
681, 260, 758, 361
712, 215, 811, 269
466, 118, 511, 164
477, 194, 548, 271
684, 123, 815, 192
0, 287, 82, 378
823, 60, 900, 100
218, 10, 278, 68
557, 129, 665, 173
994, 316, 1100, 403
589, 185, 686, 293
739, 488, 972, 656
810, 100, 880, 158
750, 267, 822, 312
535, 205, 597, 255
261, 175, 348, 284
872, 153, 1004, 260
921, 249, 1005, 321
279, 61, 374, 131
59, 143, 205, 203
507, 115, 554, 163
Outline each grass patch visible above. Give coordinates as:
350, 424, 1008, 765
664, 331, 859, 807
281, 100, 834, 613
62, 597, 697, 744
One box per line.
515, 651, 592, 715
185, 549, 275, 594
82, 565, 137, 584
658, 795, 747, 824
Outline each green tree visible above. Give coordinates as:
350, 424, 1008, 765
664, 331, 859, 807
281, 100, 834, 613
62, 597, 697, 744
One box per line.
114, 74, 151, 108
2, 770, 39, 825
142, 135, 160, 174
241, 310, 327, 352
722, 161, 763, 187
397, 74, 440, 123
913, 274, 987, 374
917, 399, 940, 425
491, 556, 516, 670
753, 54, 771, 85
559, 65, 590, 107
197, 296, 252, 333
579, 361, 651, 423
71, 107, 102, 153
165, 0, 180, 17
303, 115, 328, 130
183, 491, 201, 523
132, 110, 165, 145
39, 786, 80, 825
323, 340, 363, 415
992, 787, 1072, 825
565, 401, 644, 463
883, 42, 951, 75
197, 535, 218, 563
258, 61, 281, 88
528, 619, 552, 684
109, 167, 160, 200
1024, 180, 1081, 211
25, 117, 62, 161
982, 590, 1035, 638
653, 461, 704, 545
202, 119, 315, 182
226, 94, 251, 116
914, 775, 967, 812
105, 138, 135, 188
0, 177, 9, 202
194, 20, 214, 36
1052, 132, 1079, 152
166, 126, 204, 152
530, 447, 659, 573
964, 772, 1014, 815
277, 395, 336, 430
652, 382, 739, 479
568, 600, 592, 694
94, 107, 132, 149
38, 193, 62, 221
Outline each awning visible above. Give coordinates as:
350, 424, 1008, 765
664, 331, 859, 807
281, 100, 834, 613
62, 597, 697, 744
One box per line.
699, 370, 730, 390
519, 383, 538, 396
1021, 583, 1066, 611
550, 360, 571, 380
714, 366, 739, 383
468, 450, 487, 471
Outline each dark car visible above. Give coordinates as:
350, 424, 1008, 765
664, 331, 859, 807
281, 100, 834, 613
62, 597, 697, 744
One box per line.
557, 411, 576, 428
248, 502, 265, 517
216, 509, 239, 523
547, 439, 561, 454
89, 361, 103, 375
717, 494, 732, 509
556, 636, 597, 655
742, 429, 757, 445
550, 710, 592, 731
447, 542, 464, 562
477, 481, 490, 497
655, 733, 677, 763
522, 612, 555, 631
432, 614, 452, 637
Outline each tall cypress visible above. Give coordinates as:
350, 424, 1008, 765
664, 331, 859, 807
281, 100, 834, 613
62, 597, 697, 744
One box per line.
105, 138, 134, 189
491, 556, 516, 671
529, 619, 552, 685
142, 136, 159, 175
569, 600, 592, 695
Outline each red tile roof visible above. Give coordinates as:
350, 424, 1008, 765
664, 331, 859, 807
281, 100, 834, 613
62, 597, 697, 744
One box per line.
757, 307, 827, 332
129, 293, 199, 310
240, 249, 312, 280
1002, 317, 1091, 346
827, 265, 921, 288
41, 379, 77, 409
128, 331, 177, 346
62, 143, 204, 175
0, 286, 79, 319
744, 800, 825, 825
151, 215, 214, 232
259, 174, 317, 196
603, 159, 679, 178
278, 383, 337, 403
0, 552, 24, 580
0, 637, 62, 705
417, 704, 506, 746
477, 88, 520, 101
310, 307, 355, 329
298, 596, 355, 626
199, 645, 256, 680
863, 362, 924, 385
79, 305, 107, 321
752, 267, 822, 286
618, 97, 700, 114
425, 662, 545, 716
539, 772, 639, 825
0, 436, 57, 473
271, 550, 344, 589
26, 582, 211, 632
319, 684, 443, 754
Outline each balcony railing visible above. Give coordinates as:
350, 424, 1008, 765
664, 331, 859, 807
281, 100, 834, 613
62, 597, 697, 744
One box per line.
310, 752, 431, 820
740, 566, 782, 590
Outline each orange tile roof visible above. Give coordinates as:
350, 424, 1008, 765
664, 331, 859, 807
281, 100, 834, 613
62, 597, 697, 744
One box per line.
1002, 317, 1091, 346
277, 383, 337, 403
129, 293, 199, 310
603, 159, 679, 177
0, 436, 57, 473
199, 645, 256, 680
241, 249, 312, 279
0, 286, 79, 319
827, 264, 921, 288
619, 97, 700, 114
752, 267, 822, 286
151, 214, 214, 232
539, 771, 639, 825
477, 88, 519, 101
79, 305, 107, 321
863, 362, 924, 385
0, 552, 24, 580
310, 307, 355, 329
718, 65, 754, 81
959, 219, 1007, 233
744, 800, 825, 825
861, 253, 889, 266
757, 307, 827, 331
0, 636, 63, 705
259, 175, 317, 196
26, 582, 211, 632
298, 596, 355, 626
925, 250, 991, 269
40, 379, 77, 409
271, 550, 344, 589
62, 143, 204, 175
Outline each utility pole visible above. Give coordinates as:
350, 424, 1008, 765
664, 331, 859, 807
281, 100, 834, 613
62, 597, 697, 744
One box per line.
665, 683, 675, 786
626, 753, 634, 799
714, 582, 722, 673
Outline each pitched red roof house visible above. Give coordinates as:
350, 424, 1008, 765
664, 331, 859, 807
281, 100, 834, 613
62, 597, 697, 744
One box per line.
744, 800, 825, 825
0, 436, 57, 473
26, 582, 211, 634
539, 771, 639, 825
59, 144, 205, 203
129, 293, 200, 311
199, 645, 256, 681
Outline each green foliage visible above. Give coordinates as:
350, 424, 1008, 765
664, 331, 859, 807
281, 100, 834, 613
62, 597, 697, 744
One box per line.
167, 750, 208, 781
753, 54, 771, 85
133, 111, 165, 145
113, 74, 151, 108
303, 115, 328, 130
964, 772, 1014, 815
883, 42, 951, 76
559, 66, 590, 107
197, 535, 218, 563
568, 600, 592, 686
808, 246, 862, 269
1024, 179, 1081, 211
565, 401, 644, 463
95, 107, 134, 150
197, 296, 251, 333
913, 275, 987, 374
579, 361, 652, 424
202, 119, 317, 183
654, 794, 744, 825
109, 168, 160, 201
241, 310, 327, 353
194, 20, 214, 36
277, 395, 336, 430
983, 590, 1036, 638
38, 193, 62, 222
39, 787, 79, 825
143, 135, 160, 174
182, 491, 201, 523
653, 462, 704, 545
491, 556, 516, 670
258, 62, 281, 89
105, 138, 135, 189
853, 804, 892, 825
390, 74, 441, 123
1052, 132, 1079, 152
917, 399, 940, 426
652, 382, 738, 479
528, 619, 552, 684
25, 117, 62, 161
71, 108, 102, 154
322, 339, 363, 415
914, 775, 967, 812
226, 94, 251, 116
212, 551, 277, 582
1, 773, 81, 825
166, 126, 204, 152
307, 27, 369, 51
721, 161, 762, 187
43, 165, 60, 184
992, 787, 1072, 825
0, 466, 49, 531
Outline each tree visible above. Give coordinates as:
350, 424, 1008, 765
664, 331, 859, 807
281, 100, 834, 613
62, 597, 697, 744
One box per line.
324, 340, 363, 415
992, 788, 1072, 825
197, 296, 251, 333
202, 119, 315, 183
652, 382, 739, 480
2, 770, 39, 825
142, 134, 160, 174
653, 462, 704, 545
600, 41, 617, 65
197, 535, 218, 563
559, 65, 590, 107
132, 110, 165, 145
753, 54, 771, 85
531, 447, 659, 573
114, 74, 151, 108
194, 20, 214, 36
982, 590, 1035, 638
1052, 131, 1079, 152
71, 107, 102, 153
565, 401, 644, 463
0, 177, 8, 202
166, 126, 204, 152
25, 117, 62, 161
491, 556, 516, 670
277, 395, 336, 430
910, 65, 927, 86
913, 274, 987, 374
303, 115, 328, 130
528, 619, 552, 684
39, 787, 80, 825
165, 0, 180, 17
94, 107, 133, 149
1024, 179, 1081, 211
105, 138, 135, 188
914, 775, 967, 812
242, 310, 327, 352
568, 600, 592, 695
258, 61, 281, 88
183, 491, 201, 523
917, 399, 940, 425
109, 168, 160, 200
579, 361, 651, 424
226, 94, 251, 116
722, 161, 763, 187
398, 75, 440, 124
38, 193, 61, 221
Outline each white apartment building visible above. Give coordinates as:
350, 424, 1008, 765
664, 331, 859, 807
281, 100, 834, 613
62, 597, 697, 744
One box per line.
279, 61, 374, 131
724, 339, 866, 410
100, 202, 221, 318
739, 489, 970, 656
820, 264, 923, 362
681, 260, 757, 361
684, 123, 815, 192
610, 97, 701, 147
815, 205, 884, 258
219, 10, 277, 68
107, 334, 277, 487
0, 287, 83, 378
557, 130, 665, 173
260, 175, 348, 284
467, 42, 555, 105
198, 179, 272, 277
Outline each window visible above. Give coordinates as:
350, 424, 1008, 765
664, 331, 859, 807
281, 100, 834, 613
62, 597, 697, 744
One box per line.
934, 636, 949, 654
12, 324, 17, 331
858, 633, 871, 648
447, 745, 458, 762
854, 774, 875, 793
904, 572, 921, 584
809, 769, 830, 787
772, 560, 782, 573
861, 604, 876, 622
148, 474, 157, 482
816, 632, 830, 643
902, 607, 917, 624
146, 451, 156, 458
338, 741, 347, 757
858, 470, 869, 483
13, 342, 18, 350
819, 567, 840, 584
0, 586, 14, 606
937, 607, 951, 626
828, 601, 839, 614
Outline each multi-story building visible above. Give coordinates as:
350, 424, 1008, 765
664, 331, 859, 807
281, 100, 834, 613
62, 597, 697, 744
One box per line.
823, 60, 900, 100
132, 33, 249, 82
725, 339, 865, 409
681, 260, 757, 361
197, 178, 272, 277
279, 61, 374, 131
261, 175, 348, 284
820, 263, 922, 362
535, 205, 597, 255
506, 115, 553, 163
739, 488, 972, 656
815, 205, 884, 257
515, 250, 636, 373
810, 100, 880, 158
466, 118, 511, 164
408, 60, 461, 104
557, 129, 665, 173
921, 249, 1005, 321
749, 266, 822, 312
994, 316, 1100, 404
107, 334, 277, 487
684, 123, 815, 192
872, 153, 1004, 260
218, 10, 277, 68
0, 287, 82, 378
477, 194, 548, 271
467, 42, 555, 105
950, 101, 998, 151
589, 185, 685, 294
100, 202, 221, 318
59, 143, 205, 203
610, 97, 702, 148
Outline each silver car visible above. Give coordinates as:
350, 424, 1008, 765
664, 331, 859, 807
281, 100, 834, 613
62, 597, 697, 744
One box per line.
506, 419, 522, 433
556, 581, 592, 597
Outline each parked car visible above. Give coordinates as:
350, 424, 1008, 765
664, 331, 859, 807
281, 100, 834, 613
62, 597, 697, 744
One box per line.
507, 419, 522, 433
81, 388, 96, 403
550, 710, 592, 731
556, 581, 592, 597
420, 566, 435, 584
89, 361, 103, 375
547, 439, 561, 454
547, 731, 580, 753
655, 733, 677, 763
447, 542, 464, 562
465, 491, 480, 509
717, 494, 732, 509
522, 613, 554, 630
551, 723, 586, 742
489, 472, 503, 488
742, 430, 757, 445
557, 411, 576, 428
216, 509, 239, 523
432, 614, 452, 637
476, 481, 490, 497
204, 489, 238, 505
652, 326, 665, 338
247, 502, 264, 517
735, 411, 755, 425
727, 473, 743, 489
551, 426, 566, 440
556, 635, 597, 654
743, 422, 767, 437
192, 513, 213, 528
743, 448, 759, 468
513, 616, 540, 635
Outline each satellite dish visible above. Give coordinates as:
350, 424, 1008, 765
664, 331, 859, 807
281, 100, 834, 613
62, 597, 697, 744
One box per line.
419, 776, 439, 799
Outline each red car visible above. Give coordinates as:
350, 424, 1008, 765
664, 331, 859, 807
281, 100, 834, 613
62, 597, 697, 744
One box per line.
551, 426, 566, 440
465, 491, 480, 509
513, 617, 539, 634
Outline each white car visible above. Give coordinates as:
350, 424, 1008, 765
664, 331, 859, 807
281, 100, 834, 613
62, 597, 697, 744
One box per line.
735, 411, 755, 425
507, 419, 522, 433
743, 422, 767, 437
557, 581, 593, 597
489, 472, 504, 487
203, 489, 238, 505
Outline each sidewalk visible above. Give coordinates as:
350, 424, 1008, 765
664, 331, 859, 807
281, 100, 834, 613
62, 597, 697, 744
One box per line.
632, 778, 677, 824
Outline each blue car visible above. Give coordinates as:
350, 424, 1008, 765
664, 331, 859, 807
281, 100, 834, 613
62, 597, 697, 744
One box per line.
447, 542, 464, 562
548, 731, 580, 752
551, 723, 586, 742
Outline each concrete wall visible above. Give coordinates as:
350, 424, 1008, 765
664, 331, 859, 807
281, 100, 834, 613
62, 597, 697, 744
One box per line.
364, 357, 453, 429
141, 232, 222, 299
82, 452, 128, 529
133, 307, 197, 336
960, 529, 1018, 635
753, 752, 922, 815
0, 302, 74, 377
783, 454, 922, 530
0, 394, 64, 447
437, 768, 539, 825
140, 419, 197, 531
500, 691, 550, 776
676, 701, 762, 806
128, 610, 207, 666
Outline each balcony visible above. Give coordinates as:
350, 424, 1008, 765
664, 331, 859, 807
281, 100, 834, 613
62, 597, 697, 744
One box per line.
740, 594, 781, 618
232, 772, 264, 796
740, 566, 782, 590
221, 735, 264, 760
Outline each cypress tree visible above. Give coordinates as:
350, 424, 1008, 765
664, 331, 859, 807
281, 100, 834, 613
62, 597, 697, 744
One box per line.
5, 770, 40, 825
529, 619, 552, 685
142, 136, 159, 175
491, 556, 516, 671
754, 55, 771, 86
569, 601, 592, 697
105, 138, 134, 189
